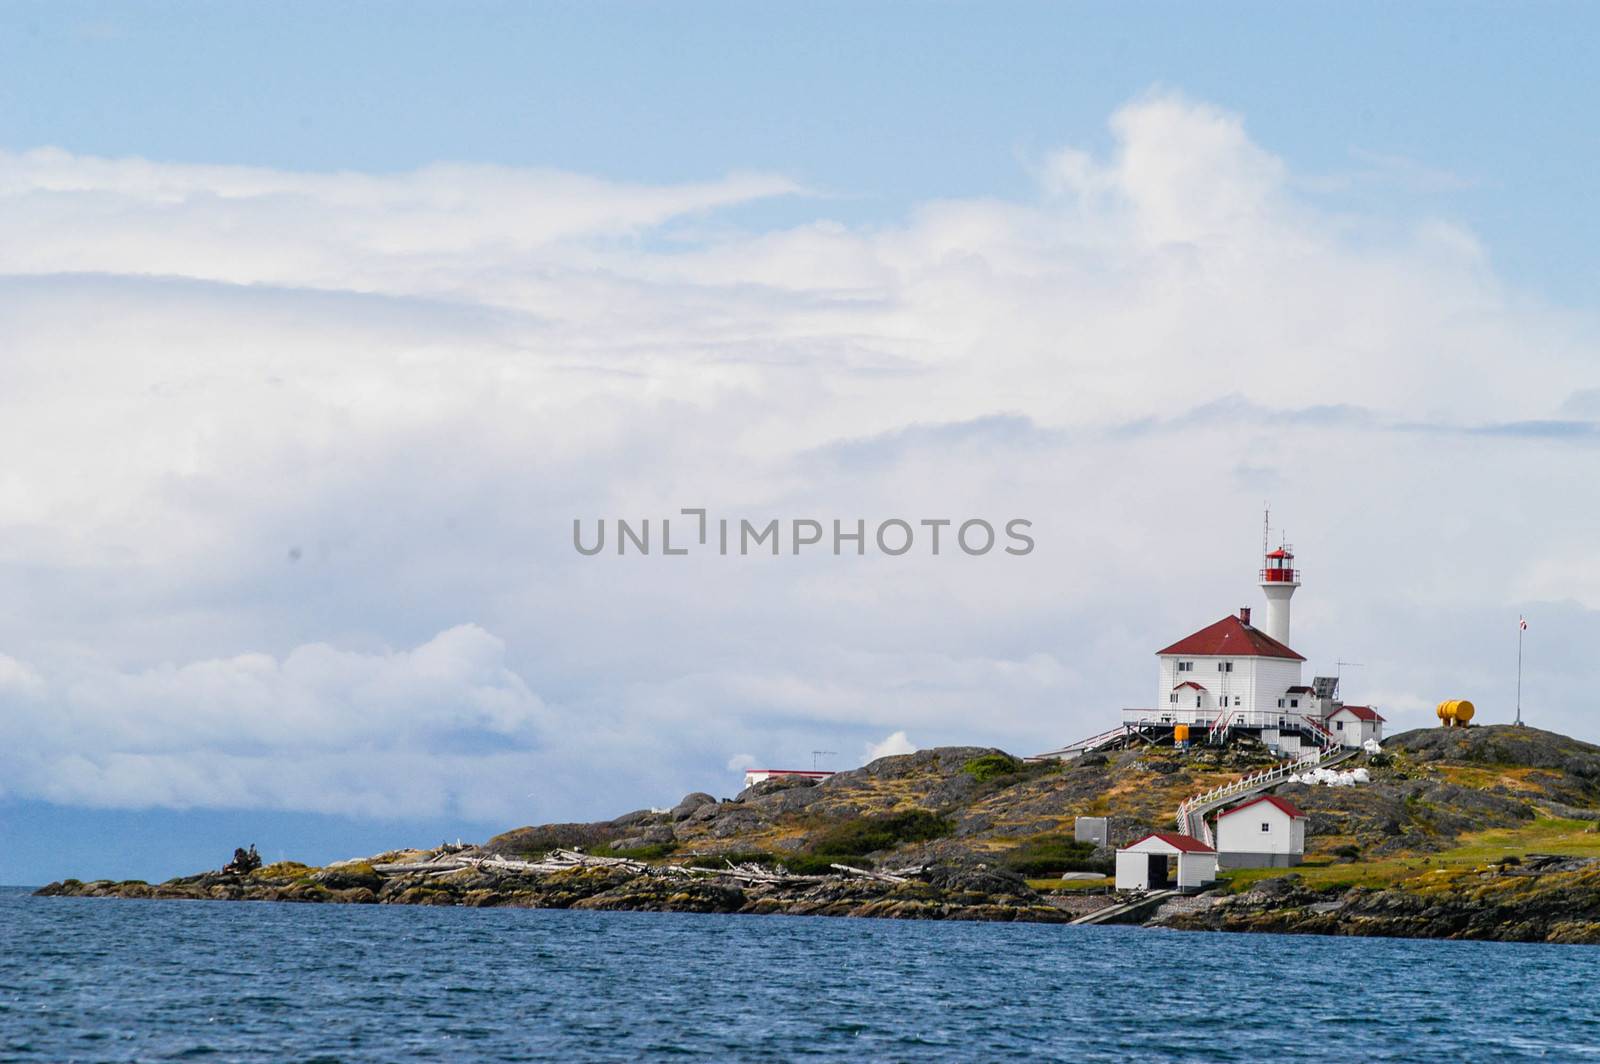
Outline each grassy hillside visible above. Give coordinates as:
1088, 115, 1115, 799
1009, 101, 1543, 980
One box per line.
484, 743, 1285, 877
482, 725, 1600, 882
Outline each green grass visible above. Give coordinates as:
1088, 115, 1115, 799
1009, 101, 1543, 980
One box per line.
606, 842, 678, 860
681, 851, 778, 869
999, 834, 1111, 877
806, 809, 953, 858
1221, 816, 1600, 894
1026, 876, 1110, 893
780, 854, 867, 875
964, 754, 1023, 783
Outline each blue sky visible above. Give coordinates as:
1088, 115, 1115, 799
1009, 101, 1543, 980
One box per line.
3, 4, 1600, 885
5, 2, 1597, 295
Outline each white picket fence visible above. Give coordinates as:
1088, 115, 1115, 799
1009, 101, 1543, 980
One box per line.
1174, 742, 1353, 845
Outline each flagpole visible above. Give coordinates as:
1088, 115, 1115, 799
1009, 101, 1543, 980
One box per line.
1516, 617, 1524, 727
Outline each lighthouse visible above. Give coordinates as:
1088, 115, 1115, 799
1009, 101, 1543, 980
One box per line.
1259, 545, 1300, 646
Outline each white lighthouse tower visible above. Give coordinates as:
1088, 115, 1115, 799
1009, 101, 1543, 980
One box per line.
1259, 543, 1300, 647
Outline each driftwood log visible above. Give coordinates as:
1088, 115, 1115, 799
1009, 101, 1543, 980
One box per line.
368, 848, 925, 886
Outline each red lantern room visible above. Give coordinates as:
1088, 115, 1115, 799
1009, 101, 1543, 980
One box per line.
1261, 546, 1299, 584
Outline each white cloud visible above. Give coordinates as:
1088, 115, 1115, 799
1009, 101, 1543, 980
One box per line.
1, 92, 1598, 823
864, 731, 918, 763
0, 625, 564, 818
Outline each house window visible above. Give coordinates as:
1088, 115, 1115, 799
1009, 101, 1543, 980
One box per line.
1195, 696, 1202, 708
1289, 698, 1299, 708
1234, 696, 1242, 706
1217, 662, 1233, 673
1169, 693, 1178, 704
1336, 721, 1344, 731
1260, 822, 1270, 833
1277, 698, 1286, 708
1177, 661, 1193, 673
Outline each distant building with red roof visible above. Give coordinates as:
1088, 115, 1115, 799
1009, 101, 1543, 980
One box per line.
1327, 705, 1386, 747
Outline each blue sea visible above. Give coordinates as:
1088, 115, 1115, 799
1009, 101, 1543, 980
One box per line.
2, 887, 1596, 1062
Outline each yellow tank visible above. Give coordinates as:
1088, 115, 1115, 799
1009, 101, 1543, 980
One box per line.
1437, 699, 1477, 727
1453, 699, 1475, 725
1174, 723, 1190, 743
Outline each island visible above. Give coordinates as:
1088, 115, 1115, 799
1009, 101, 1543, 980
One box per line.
37, 724, 1600, 944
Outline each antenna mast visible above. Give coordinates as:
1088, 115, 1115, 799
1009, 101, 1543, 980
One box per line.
1336, 660, 1365, 700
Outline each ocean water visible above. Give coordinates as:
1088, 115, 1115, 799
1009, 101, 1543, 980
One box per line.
1, 887, 1597, 1062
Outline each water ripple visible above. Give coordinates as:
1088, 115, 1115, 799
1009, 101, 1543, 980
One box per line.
2, 888, 1599, 1061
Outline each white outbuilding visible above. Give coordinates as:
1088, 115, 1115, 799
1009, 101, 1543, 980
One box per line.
1214, 794, 1307, 869
741, 769, 835, 789
1114, 832, 1219, 892
1326, 705, 1385, 748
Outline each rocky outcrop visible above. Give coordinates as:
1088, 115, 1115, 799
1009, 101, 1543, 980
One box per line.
671, 792, 717, 820
1159, 859, 1600, 944
36, 854, 1075, 923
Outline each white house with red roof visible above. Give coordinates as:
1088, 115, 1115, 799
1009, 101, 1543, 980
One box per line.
1134, 607, 1308, 730
1114, 832, 1220, 891
1214, 794, 1307, 869
1326, 705, 1385, 748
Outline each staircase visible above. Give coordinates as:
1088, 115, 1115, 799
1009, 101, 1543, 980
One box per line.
1207, 709, 1243, 745
1174, 739, 1356, 845
1028, 723, 1151, 762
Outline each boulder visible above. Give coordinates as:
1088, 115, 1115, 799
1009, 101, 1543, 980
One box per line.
672, 792, 718, 821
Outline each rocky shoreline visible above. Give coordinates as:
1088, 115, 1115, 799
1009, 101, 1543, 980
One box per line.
36, 852, 1083, 923
1154, 856, 1600, 944
42, 856, 1600, 943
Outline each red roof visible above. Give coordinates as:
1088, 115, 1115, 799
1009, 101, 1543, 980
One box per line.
1126, 831, 1217, 854
1331, 705, 1385, 722
1158, 615, 1305, 661
1265, 548, 1293, 559
744, 770, 835, 777
1218, 793, 1306, 820
1173, 680, 1207, 692
1287, 685, 1315, 694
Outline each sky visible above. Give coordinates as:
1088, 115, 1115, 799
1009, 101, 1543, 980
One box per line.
3, 3, 1599, 884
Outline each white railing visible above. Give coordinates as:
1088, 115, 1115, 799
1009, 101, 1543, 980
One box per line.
1029, 723, 1135, 761
1208, 708, 1244, 743
1174, 741, 1349, 841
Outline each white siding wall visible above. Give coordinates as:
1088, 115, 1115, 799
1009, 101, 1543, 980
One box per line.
1177, 853, 1218, 888
1115, 851, 1154, 890
1216, 805, 1302, 857
1328, 713, 1383, 748
1253, 658, 1307, 727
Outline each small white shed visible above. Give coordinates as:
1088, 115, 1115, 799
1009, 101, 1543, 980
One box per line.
1326, 705, 1385, 748
1114, 832, 1218, 892
1215, 794, 1306, 869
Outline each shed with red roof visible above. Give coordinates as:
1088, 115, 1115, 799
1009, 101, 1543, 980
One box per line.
1214, 793, 1307, 868
1114, 832, 1220, 891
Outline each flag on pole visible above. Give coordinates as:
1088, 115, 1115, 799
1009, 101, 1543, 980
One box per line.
1520, 616, 1529, 630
